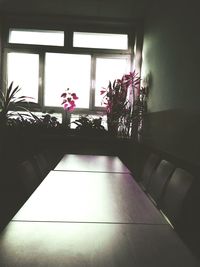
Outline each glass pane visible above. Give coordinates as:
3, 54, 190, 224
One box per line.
9, 29, 64, 46
44, 53, 91, 108
73, 32, 128, 50
95, 57, 129, 107
7, 52, 39, 102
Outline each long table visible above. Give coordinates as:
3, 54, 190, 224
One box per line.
54, 154, 130, 173
0, 154, 199, 267
12, 171, 166, 224
0, 222, 198, 267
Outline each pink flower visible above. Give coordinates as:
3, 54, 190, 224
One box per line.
63, 103, 69, 110
69, 100, 75, 106
68, 105, 75, 111
61, 88, 78, 112
71, 93, 79, 100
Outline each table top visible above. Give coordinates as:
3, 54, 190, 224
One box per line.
13, 170, 166, 224
0, 221, 198, 267
54, 154, 130, 173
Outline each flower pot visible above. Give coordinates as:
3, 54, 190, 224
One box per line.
107, 120, 119, 137
62, 110, 70, 127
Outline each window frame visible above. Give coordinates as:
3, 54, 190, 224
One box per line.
8, 28, 65, 47
2, 23, 135, 116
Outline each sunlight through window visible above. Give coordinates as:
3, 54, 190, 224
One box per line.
7, 52, 39, 102
9, 29, 64, 46
95, 57, 129, 107
73, 32, 128, 50
44, 53, 91, 108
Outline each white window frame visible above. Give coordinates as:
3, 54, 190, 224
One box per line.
2, 26, 134, 117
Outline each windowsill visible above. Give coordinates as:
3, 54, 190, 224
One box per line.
0, 124, 132, 140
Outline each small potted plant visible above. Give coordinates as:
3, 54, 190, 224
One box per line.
72, 115, 106, 136
60, 88, 79, 127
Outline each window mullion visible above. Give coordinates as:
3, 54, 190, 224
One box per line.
38, 52, 45, 111
89, 55, 96, 110
64, 30, 73, 50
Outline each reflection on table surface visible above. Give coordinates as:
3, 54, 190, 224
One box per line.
0, 222, 198, 267
13, 171, 166, 224
54, 154, 130, 173
1, 154, 198, 267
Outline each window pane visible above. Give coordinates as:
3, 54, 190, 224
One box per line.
73, 32, 128, 50
9, 29, 64, 46
7, 52, 39, 102
44, 53, 91, 108
95, 57, 129, 107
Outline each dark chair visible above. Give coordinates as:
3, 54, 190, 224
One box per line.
0, 173, 23, 230
33, 153, 50, 180
42, 149, 62, 170
147, 159, 175, 205
159, 167, 194, 227
139, 153, 160, 191
17, 159, 40, 199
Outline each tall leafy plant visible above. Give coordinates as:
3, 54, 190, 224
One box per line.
101, 71, 141, 137
0, 82, 32, 126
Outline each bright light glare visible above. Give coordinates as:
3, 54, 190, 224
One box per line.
7, 53, 39, 102
9, 29, 64, 46
44, 53, 91, 108
73, 32, 128, 50
95, 57, 129, 107
13, 171, 114, 222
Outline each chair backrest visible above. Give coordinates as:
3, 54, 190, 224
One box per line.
140, 153, 160, 191
33, 153, 50, 180
42, 149, 62, 170
17, 160, 40, 198
160, 167, 194, 226
0, 169, 24, 229
147, 159, 175, 205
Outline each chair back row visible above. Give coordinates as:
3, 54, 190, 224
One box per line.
0, 149, 62, 230
139, 153, 194, 228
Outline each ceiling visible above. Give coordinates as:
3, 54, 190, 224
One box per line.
0, 0, 155, 20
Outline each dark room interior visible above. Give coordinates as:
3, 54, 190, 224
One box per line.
0, 0, 200, 266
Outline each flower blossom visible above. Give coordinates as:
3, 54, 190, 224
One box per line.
61, 88, 79, 111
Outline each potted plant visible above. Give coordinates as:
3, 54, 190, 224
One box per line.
0, 82, 34, 127
100, 71, 141, 137
72, 115, 106, 136
60, 88, 79, 127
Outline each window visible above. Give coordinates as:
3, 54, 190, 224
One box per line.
95, 57, 129, 107
9, 29, 64, 46
7, 52, 39, 102
44, 53, 91, 108
73, 32, 128, 50
4, 27, 133, 116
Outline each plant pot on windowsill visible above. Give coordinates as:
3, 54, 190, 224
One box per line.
62, 109, 71, 128
107, 119, 119, 137
72, 115, 107, 137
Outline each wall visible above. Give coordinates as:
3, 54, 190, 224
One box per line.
141, 0, 200, 166
0, 0, 151, 20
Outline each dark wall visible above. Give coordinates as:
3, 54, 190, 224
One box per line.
142, 109, 200, 167
0, 0, 151, 20
0, 20, 2, 86
142, 1, 200, 111
141, 0, 200, 166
